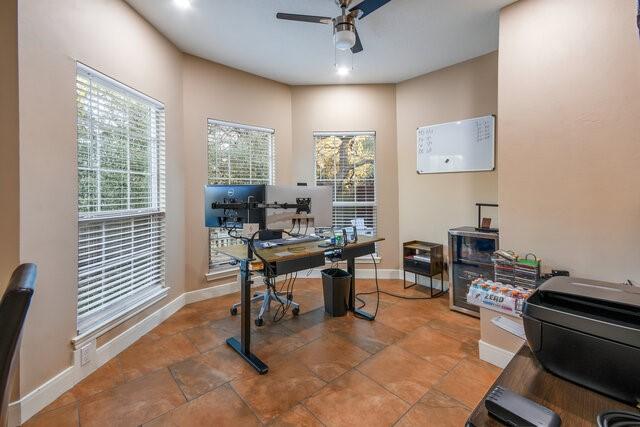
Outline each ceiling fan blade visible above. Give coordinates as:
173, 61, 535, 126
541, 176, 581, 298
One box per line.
349, 0, 393, 19
351, 27, 363, 53
276, 13, 332, 24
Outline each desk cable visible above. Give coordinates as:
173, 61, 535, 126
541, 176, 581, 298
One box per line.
353, 254, 381, 320
355, 258, 449, 308
597, 410, 640, 427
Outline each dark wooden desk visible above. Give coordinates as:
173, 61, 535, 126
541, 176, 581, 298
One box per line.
467, 346, 637, 426
217, 236, 384, 374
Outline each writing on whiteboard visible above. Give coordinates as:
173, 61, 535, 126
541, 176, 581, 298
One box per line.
417, 115, 495, 174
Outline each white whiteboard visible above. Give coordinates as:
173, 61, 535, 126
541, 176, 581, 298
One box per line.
417, 115, 495, 174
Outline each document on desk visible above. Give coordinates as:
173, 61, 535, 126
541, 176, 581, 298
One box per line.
491, 315, 526, 339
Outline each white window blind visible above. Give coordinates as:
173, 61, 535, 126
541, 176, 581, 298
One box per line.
314, 132, 377, 236
207, 119, 275, 271
76, 64, 166, 335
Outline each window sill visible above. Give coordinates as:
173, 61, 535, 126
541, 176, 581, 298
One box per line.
72, 286, 168, 350
205, 267, 239, 282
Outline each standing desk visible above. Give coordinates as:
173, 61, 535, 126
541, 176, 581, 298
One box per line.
216, 235, 384, 374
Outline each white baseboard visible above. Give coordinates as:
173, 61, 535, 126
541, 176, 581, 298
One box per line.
7, 400, 20, 427
7, 364, 76, 427
184, 280, 246, 304
304, 268, 401, 280
479, 339, 516, 368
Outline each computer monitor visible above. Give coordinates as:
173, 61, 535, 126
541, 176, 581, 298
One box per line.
204, 184, 266, 229
265, 185, 332, 231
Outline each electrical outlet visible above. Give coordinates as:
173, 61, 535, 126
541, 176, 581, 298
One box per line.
80, 345, 91, 366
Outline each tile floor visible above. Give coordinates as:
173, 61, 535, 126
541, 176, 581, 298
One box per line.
24, 279, 501, 427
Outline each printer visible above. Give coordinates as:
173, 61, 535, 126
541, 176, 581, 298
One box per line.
523, 276, 640, 405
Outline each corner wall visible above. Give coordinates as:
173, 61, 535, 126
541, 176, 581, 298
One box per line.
395, 53, 499, 259
182, 54, 293, 292
18, 0, 186, 396
290, 85, 400, 269
0, 0, 19, 292
498, 0, 640, 280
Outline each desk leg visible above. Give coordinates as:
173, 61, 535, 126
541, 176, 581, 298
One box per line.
226, 259, 269, 374
349, 256, 375, 321
347, 257, 356, 311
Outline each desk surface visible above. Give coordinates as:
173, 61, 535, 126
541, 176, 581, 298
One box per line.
216, 235, 384, 263
467, 346, 637, 426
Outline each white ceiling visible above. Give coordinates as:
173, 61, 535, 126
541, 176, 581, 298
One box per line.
125, 0, 515, 85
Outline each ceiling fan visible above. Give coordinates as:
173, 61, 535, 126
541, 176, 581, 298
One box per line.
276, 0, 393, 54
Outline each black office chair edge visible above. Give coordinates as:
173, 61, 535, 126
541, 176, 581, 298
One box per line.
0, 264, 37, 427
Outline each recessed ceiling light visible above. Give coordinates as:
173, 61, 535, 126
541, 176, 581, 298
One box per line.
173, 0, 191, 10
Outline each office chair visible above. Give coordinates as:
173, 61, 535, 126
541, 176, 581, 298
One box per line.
0, 264, 37, 427
230, 276, 300, 327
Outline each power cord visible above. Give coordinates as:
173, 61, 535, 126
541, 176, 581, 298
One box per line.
353, 254, 380, 320
355, 263, 448, 310
273, 272, 297, 322
596, 410, 640, 427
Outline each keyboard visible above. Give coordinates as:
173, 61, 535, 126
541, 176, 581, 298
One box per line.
255, 235, 321, 249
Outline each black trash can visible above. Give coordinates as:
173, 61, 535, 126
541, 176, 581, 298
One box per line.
321, 268, 351, 317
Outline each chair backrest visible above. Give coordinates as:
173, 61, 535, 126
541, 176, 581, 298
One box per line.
0, 264, 36, 427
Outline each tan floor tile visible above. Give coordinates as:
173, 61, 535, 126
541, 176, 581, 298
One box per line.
73, 359, 126, 400
433, 358, 500, 409
23, 402, 78, 427
396, 390, 470, 427
304, 370, 410, 427
38, 359, 126, 415
143, 384, 260, 427
187, 293, 243, 322
183, 320, 237, 353
169, 345, 254, 400
396, 326, 471, 370
374, 302, 433, 333
37, 391, 77, 414
427, 313, 481, 342
293, 333, 371, 382
357, 345, 447, 404
267, 404, 324, 427
282, 307, 339, 341
289, 289, 325, 315
117, 333, 198, 381
231, 359, 325, 423
332, 315, 406, 354
147, 307, 211, 339
252, 327, 309, 361
79, 369, 185, 427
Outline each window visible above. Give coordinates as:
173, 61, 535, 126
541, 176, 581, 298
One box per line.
207, 119, 275, 271
76, 64, 166, 336
314, 132, 377, 237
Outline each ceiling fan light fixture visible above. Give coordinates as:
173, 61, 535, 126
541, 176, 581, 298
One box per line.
334, 28, 356, 50
335, 46, 353, 76
336, 66, 350, 76
173, 0, 191, 10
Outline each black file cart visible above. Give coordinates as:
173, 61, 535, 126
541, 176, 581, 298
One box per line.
402, 241, 444, 297
448, 227, 499, 317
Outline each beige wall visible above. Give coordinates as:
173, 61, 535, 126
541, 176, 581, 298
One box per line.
396, 53, 499, 259
18, 0, 185, 395
290, 85, 399, 269
498, 0, 640, 280
182, 54, 293, 291
0, 0, 20, 292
